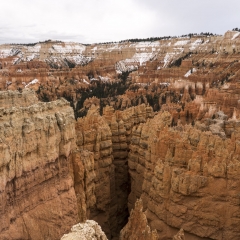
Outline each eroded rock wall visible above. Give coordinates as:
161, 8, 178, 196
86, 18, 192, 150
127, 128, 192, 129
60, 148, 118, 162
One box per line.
1, 88, 240, 240
120, 199, 158, 240
103, 104, 154, 236
127, 111, 240, 239
0, 90, 79, 239
71, 149, 96, 222
74, 104, 154, 239
75, 105, 115, 238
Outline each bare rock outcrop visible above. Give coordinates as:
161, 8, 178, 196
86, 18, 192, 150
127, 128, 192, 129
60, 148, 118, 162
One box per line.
0, 88, 38, 108
71, 150, 96, 222
75, 105, 114, 238
127, 110, 240, 239
119, 199, 158, 240
61, 220, 108, 240
0, 90, 78, 240
75, 104, 154, 238
173, 229, 185, 240
103, 104, 154, 236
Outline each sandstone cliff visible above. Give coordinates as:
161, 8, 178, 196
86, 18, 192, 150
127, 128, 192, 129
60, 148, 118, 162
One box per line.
75, 103, 154, 238
0, 90, 79, 239
1, 29, 240, 239
103, 104, 154, 237
1, 89, 240, 240
75, 105, 114, 237
127, 111, 240, 239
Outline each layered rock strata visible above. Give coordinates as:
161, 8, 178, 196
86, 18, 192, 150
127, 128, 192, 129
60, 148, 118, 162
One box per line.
103, 104, 154, 236
71, 149, 96, 222
0, 90, 79, 239
127, 111, 240, 239
1, 88, 240, 239
75, 103, 154, 238
75, 105, 115, 237
119, 199, 158, 240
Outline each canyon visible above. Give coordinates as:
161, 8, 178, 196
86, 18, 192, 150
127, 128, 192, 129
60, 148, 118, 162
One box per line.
0, 30, 240, 239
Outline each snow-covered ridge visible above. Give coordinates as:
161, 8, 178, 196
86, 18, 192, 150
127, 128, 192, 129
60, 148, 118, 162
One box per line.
0, 42, 90, 67
134, 41, 160, 47
49, 43, 86, 54
0, 31, 239, 70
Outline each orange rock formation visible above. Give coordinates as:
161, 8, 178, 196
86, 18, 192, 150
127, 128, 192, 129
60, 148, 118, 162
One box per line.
1, 30, 240, 240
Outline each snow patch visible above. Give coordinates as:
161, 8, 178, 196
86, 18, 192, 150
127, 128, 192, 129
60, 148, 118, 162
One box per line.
134, 52, 155, 65
184, 68, 197, 77
174, 40, 190, 46
115, 52, 155, 72
0, 48, 19, 58
190, 39, 203, 50
49, 43, 86, 54
159, 82, 170, 86
99, 76, 109, 82
231, 32, 240, 40
26, 45, 41, 52
26, 54, 37, 61
82, 79, 89, 84
135, 42, 151, 48
163, 52, 175, 68
68, 55, 93, 65
25, 79, 39, 88
90, 78, 99, 81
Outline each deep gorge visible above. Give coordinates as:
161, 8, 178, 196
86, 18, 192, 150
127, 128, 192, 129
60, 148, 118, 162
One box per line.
1, 30, 240, 239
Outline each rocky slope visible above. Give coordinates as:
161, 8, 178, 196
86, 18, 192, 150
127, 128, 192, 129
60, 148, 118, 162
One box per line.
1, 89, 240, 240
0, 31, 240, 132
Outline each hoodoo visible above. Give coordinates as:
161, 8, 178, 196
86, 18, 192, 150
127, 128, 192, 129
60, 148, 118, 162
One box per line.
0, 29, 240, 239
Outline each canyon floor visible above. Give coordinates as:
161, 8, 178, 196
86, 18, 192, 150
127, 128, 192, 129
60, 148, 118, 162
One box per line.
0, 30, 240, 240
